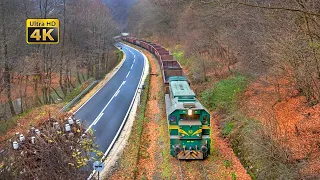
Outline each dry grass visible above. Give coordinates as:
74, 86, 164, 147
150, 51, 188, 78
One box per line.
242, 75, 320, 178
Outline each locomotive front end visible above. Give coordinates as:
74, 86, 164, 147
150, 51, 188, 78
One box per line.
166, 77, 211, 159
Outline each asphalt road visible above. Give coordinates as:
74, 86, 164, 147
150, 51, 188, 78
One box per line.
75, 43, 145, 153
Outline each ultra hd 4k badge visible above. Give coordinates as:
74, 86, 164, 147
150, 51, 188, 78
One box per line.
26, 19, 59, 44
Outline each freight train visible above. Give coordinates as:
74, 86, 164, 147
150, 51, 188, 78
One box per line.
121, 35, 211, 159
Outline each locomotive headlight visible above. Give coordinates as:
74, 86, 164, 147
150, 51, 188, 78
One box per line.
188, 109, 192, 116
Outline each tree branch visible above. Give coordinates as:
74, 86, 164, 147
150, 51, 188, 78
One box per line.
200, 0, 320, 16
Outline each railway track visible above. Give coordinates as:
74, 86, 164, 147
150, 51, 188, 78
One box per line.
200, 161, 209, 180
178, 160, 184, 180
177, 160, 209, 180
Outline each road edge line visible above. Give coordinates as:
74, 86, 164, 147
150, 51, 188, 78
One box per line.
87, 43, 149, 180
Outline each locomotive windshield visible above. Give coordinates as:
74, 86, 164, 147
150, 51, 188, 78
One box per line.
180, 114, 200, 121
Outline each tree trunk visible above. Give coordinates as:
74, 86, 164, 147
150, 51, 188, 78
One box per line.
106, 47, 110, 71
76, 64, 82, 85
201, 58, 207, 82
3, 46, 15, 116
19, 74, 23, 113
59, 0, 67, 96
24, 75, 29, 109
1, 1, 16, 116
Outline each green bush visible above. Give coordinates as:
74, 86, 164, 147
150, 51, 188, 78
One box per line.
115, 49, 123, 61
173, 50, 184, 60
231, 172, 237, 180
201, 75, 248, 111
224, 160, 232, 168
173, 50, 187, 65
223, 121, 233, 137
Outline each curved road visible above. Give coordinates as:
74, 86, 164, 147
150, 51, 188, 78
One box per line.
75, 43, 145, 154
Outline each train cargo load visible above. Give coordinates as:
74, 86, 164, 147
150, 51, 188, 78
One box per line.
161, 60, 184, 93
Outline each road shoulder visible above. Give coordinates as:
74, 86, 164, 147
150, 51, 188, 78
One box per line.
99, 44, 150, 179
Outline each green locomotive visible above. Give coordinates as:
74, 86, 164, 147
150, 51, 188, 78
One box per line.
165, 76, 210, 159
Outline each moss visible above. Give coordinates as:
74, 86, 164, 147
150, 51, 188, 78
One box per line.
159, 116, 171, 179
133, 74, 150, 178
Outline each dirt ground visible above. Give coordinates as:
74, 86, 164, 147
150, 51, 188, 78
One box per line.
136, 51, 162, 179
242, 75, 320, 177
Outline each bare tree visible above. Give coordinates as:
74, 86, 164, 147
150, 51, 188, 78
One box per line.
0, 0, 119, 117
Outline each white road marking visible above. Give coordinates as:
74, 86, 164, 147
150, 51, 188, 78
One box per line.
93, 113, 104, 125
133, 59, 135, 63
85, 80, 126, 132
114, 90, 120, 97
126, 71, 130, 78
130, 64, 134, 69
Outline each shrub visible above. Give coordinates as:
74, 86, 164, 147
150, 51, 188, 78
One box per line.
115, 50, 123, 61
228, 114, 299, 180
201, 75, 248, 111
231, 172, 237, 180
173, 50, 186, 65
1, 114, 101, 179
223, 121, 233, 137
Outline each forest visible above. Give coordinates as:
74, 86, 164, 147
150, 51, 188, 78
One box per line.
0, 0, 120, 178
0, 0, 118, 120
1, 0, 320, 179
124, 0, 320, 179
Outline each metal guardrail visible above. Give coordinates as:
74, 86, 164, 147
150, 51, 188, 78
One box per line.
59, 80, 99, 112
